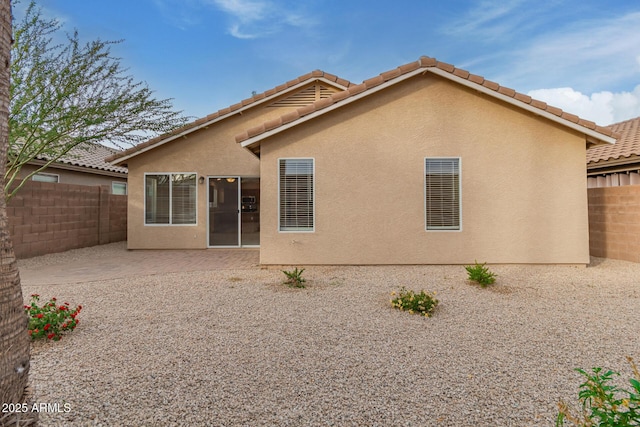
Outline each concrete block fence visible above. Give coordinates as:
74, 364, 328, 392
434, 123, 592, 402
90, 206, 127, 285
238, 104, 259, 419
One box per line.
588, 185, 640, 263
7, 180, 127, 259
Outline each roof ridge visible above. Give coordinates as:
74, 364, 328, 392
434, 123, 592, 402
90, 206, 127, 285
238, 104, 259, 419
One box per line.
107, 70, 353, 163
236, 55, 617, 145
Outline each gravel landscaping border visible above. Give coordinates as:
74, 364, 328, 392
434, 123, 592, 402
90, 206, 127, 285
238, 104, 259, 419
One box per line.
15, 246, 640, 426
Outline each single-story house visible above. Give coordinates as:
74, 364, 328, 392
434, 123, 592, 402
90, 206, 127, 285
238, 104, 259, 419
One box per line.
19, 142, 128, 194
587, 116, 640, 187
108, 56, 617, 265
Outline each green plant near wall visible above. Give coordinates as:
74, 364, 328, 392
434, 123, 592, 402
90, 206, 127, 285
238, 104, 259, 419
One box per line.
465, 261, 496, 287
556, 357, 640, 426
282, 267, 306, 288
390, 287, 439, 317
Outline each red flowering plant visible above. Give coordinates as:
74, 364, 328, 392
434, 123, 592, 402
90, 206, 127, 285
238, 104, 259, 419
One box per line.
24, 294, 82, 341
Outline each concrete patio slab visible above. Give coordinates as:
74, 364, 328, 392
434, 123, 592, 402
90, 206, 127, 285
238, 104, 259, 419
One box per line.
17, 242, 260, 286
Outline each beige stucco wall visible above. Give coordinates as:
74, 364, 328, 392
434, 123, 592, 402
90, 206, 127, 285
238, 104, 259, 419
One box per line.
124, 87, 317, 249
259, 74, 590, 264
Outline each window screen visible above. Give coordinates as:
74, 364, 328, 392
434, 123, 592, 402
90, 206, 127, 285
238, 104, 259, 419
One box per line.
279, 159, 314, 231
425, 158, 460, 230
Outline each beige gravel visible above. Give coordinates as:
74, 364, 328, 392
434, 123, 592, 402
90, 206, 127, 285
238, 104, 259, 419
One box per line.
16, 246, 640, 426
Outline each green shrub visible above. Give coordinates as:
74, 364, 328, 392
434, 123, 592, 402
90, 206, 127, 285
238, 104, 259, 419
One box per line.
24, 294, 82, 341
557, 357, 640, 426
390, 287, 439, 317
465, 261, 496, 287
282, 267, 306, 288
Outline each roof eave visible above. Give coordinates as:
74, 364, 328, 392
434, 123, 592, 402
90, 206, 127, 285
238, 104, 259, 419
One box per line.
110, 76, 351, 166
241, 69, 427, 151
241, 67, 617, 151
426, 68, 617, 147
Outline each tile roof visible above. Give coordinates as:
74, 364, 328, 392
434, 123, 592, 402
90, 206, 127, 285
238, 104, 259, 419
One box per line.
35, 143, 128, 174
107, 70, 353, 164
587, 116, 640, 165
236, 56, 618, 148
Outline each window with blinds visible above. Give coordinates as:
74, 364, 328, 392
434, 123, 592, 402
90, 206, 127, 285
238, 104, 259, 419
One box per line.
145, 173, 196, 225
279, 158, 314, 231
425, 158, 461, 231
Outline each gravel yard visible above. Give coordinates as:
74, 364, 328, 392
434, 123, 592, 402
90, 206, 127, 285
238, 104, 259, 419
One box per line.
16, 245, 640, 426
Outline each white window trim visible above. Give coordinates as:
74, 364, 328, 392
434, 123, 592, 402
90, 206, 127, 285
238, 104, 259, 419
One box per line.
144, 172, 198, 226
277, 157, 315, 233
32, 172, 60, 183
424, 157, 462, 232
112, 181, 127, 195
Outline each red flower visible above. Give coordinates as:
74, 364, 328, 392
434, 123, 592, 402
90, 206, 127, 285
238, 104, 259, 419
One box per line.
31, 294, 39, 297
44, 324, 51, 331
52, 297, 57, 301
59, 306, 68, 311
47, 333, 55, 340
64, 302, 70, 306
62, 323, 67, 328
24, 305, 30, 309
36, 314, 43, 319
33, 329, 38, 334
77, 305, 83, 311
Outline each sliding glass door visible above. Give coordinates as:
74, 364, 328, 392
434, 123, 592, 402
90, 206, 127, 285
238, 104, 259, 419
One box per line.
208, 177, 260, 247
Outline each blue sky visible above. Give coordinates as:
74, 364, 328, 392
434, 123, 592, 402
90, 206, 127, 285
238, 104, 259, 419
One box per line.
14, 0, 640, 126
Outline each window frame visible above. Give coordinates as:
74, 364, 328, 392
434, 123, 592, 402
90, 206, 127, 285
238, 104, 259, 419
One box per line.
112, 181, 127, 195
277, 158, 315, 233
144, 172, 197, 226
424, 157, 462, 232
32, 172, 59, 183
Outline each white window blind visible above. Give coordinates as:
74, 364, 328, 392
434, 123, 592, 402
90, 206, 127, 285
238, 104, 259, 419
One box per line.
425, 158, 460, 230
279, 159, 314, 231
171, 174, 197, 224
145, 173, 196, 225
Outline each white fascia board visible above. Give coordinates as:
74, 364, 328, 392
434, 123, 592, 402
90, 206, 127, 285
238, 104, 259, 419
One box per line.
241, 67, 616, 150
112, 77, 349, 165
426, 68, 616, 146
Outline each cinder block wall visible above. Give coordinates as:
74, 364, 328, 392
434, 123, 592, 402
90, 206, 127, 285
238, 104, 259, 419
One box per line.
588, 186, 640, 263
6, 180, 127, 259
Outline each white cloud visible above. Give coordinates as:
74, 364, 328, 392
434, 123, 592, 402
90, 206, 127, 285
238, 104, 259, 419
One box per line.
528, 86, 640, 126
497, 12, 640, 93
211, 0, 268, 23
208, 0, 314, 39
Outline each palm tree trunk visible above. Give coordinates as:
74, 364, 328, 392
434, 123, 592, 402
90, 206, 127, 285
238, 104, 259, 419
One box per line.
0, 1, 35, 425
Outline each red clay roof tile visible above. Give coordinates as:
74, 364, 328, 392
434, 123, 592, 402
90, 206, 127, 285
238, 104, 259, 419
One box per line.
109, 56, 618, 165
363, 75, 385, 89
560, 112, 579, 124
497, 86, 516, 97
514, 93, 532, 104
481, 79, 500, 91
468, 74, 484, 85
530, 99, 547, 110
437, 62, 456, 73
108, 70, 354, 164
235, 56, 618, 147
546, 105, 563, 117
587, 116, 639, 165
381, 69, 402, 81
453, 68, 470, 79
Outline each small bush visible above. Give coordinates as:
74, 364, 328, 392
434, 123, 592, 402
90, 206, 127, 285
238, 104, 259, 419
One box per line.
465, 261, 496, 287
390, 287, 439, 317
557, 357, 640, 426
282, 267, 306, 288
24, 294, 82, 341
